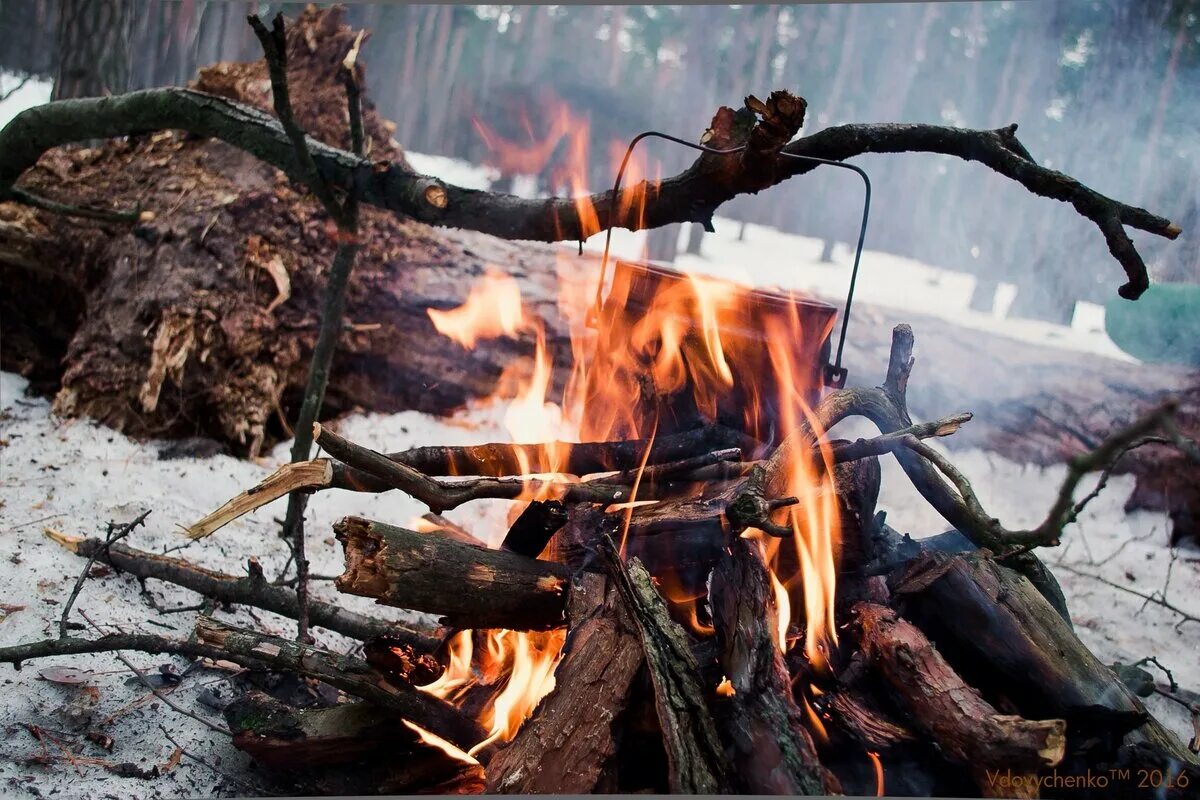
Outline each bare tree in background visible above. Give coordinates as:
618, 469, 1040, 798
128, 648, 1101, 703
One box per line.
51, 0, 133, 100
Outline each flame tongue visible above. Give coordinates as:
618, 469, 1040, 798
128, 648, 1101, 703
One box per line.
417, 100, 843, 751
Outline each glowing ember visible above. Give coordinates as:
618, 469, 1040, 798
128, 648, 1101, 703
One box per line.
715, 677, 736, 697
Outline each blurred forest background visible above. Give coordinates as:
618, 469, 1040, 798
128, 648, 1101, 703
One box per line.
1, 0, 1197, 324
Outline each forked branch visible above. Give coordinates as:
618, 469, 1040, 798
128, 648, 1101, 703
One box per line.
0, 88, 1177, 297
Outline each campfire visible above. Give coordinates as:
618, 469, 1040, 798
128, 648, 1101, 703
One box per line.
126, 256, 1186, 796
1, 7, 1196, 798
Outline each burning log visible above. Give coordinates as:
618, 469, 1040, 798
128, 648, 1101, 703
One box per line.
225, 692, 486, 795
485, 574, 644, 793
599, 540, 732, 794
224, 691, 400, 768
821, 689, 918, 753
892, 551, 1200, 775
853, 602, 1067, 795
500, 500, 569, 558
194, 616, 485, 750
709, 536, 837, 795
334, 516, 571, 630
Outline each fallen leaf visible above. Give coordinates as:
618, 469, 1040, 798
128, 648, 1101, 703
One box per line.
0, 603, 25, 623
38, 666, 94, 685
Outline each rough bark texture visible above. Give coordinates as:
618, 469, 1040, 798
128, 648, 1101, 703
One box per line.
0, 6, 568, 457
602, 549, 732, 794
852, 603, 1067, 775
709, 536, 835, 795
225, 691, 399, 768
486, 574, 644, 793
334, 516, 571, 630
194, 616, 484, 750
892, 550, 1200, 774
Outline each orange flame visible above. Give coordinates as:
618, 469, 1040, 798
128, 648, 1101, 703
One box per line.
402, 720, 480, 766
417, 98, 843, 751
418, 629, 565, 755
868, 751, 885, 796
427, 268, 526, 349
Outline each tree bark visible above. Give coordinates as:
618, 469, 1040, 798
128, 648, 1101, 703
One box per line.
52, 0, 132, 101
486, 574, 644, 793
334, 516, 571, 631
709, 536, 835, 795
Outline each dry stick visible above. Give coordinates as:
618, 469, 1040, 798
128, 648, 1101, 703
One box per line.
158, 724, 272, 797
730, 325, 1185, 553
51, 531, 438, 649
59, 510, 151, 638
9, 185, 141, 223
78, 610, 231, 737
185, 419, 959, 542
1051, 561, 1200, 630
0, 90, 1179, 296
248, 13, 365, 644
313, 423, 630, 513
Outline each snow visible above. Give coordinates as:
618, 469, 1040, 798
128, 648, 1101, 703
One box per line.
0, 73, 52, 129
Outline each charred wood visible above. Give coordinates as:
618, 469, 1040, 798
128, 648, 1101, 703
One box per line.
709, 536, 836, 795
334, 516, 571, 630
486, 574, 644, 793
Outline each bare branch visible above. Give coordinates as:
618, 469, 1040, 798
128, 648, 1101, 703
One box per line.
59, 510, 150, 638
0, 90, 1178, 297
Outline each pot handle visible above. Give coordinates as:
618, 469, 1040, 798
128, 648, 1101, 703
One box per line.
591, 132, 872, 390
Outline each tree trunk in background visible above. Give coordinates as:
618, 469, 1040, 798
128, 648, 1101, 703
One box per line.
968, 276, 999, 315
52, 0, 133, 100
646, 225, 680, 264
684, 224, 705, 256
819, 238, 835, 263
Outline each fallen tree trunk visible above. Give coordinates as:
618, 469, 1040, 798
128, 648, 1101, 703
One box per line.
334, 516, 571, 630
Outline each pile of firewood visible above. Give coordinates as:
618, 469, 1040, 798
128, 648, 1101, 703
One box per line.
5, 325, 1196, 797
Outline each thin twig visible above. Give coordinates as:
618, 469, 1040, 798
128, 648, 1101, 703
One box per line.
78, 610, 230, 736
248, 12, 366, 644
10, 186, 141, 223
158, 724, 272, 796
60, 510, 151, 638
1051, 561, 1200, 630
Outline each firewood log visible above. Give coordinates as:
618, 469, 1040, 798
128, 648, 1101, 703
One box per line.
710, 536, 838, 795
486, 574, 644, 793
853, 602, 1067, 796
334, 516, 571, 630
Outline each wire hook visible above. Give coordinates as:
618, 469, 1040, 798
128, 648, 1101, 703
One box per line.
589, 130, 872, 389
